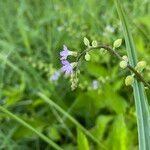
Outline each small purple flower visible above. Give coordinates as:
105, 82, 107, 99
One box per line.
61, 60, 73, 75
92, 80, 99, 90
60, 45, 71, 60
50, 71, 61, 81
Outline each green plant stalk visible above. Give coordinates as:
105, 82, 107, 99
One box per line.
0, 106, 63, 150
115, 0, 150, 150
76, 45, 150, 88
38, 92, 106, 149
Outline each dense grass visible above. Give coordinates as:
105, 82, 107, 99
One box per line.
0, 0, 150, 149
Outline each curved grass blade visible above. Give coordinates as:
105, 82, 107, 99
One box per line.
0, 106, 63, 150
38, 92, 106, 149
114, 1, 150, 150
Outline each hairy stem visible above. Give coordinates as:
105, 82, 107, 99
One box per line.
76, 45, 150, 88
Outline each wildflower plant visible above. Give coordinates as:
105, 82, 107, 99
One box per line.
0, 0, 149, 150
60, 38, 150, 90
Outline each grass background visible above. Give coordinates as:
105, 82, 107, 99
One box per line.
0, 0, 150, 149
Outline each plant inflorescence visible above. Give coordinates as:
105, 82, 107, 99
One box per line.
60, 37, 149, 90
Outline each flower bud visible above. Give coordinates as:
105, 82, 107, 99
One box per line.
119, 60, 128, 69
92, 40, 98, 47
69, 51, 78, 57
84, 37, 90, 47
85, 53, 91, 61
113, 39, 122, 48
71, 77, 78, 91
100, 48, 107, 54
122, 55, 128, 62
71, 62, 78, 68
125, 75, 134, 86
135, 61, 146, 72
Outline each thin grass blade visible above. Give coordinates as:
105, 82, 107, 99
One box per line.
115, 1, 150, 150
38, 92, 106, 149
0, 106, 63, 150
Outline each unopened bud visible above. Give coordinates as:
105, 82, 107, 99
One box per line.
92, 40, 98, 47
70, 51, 78, 57
113, 39, 122, 48
135, 61, 146, 72
119, 60, 128, 69
71, 62, 78, 68
85, 53, 91, 61
122, 55, 128, 62
84, 37, 90, 47
71, 78, 78, 91
100, 48, 107, 54
125, 75, 134, 86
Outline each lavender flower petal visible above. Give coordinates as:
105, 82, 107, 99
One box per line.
60, 45, 70, 60
50, 71, 61, 81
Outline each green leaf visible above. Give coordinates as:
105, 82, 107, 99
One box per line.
77, 128, 90, 150
115, 1, 150, 150
91, 115, 113, 141
38, 92, 105, 149
107, 115, 127, 150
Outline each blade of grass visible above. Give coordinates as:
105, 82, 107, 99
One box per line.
115, 1, 150, 150
38, 92, 106, 149
0, 106, 63, 150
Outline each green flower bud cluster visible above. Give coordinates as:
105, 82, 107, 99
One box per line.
83, 37, 98, 48
83, 37, 98, 62
124, 60, 147, 87
118, 55, 134, 86
70, 73, 78, 91
24, 57, 53, 78
100, 48, 107, 54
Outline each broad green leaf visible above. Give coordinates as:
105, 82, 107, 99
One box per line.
91, 115, 113, 141
74, 87, 127, 118
106, 115, 127, 150
115, 1, 150, 150
77, 128, 89, 150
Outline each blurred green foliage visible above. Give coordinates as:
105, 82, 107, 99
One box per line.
0, 0, 149, 149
